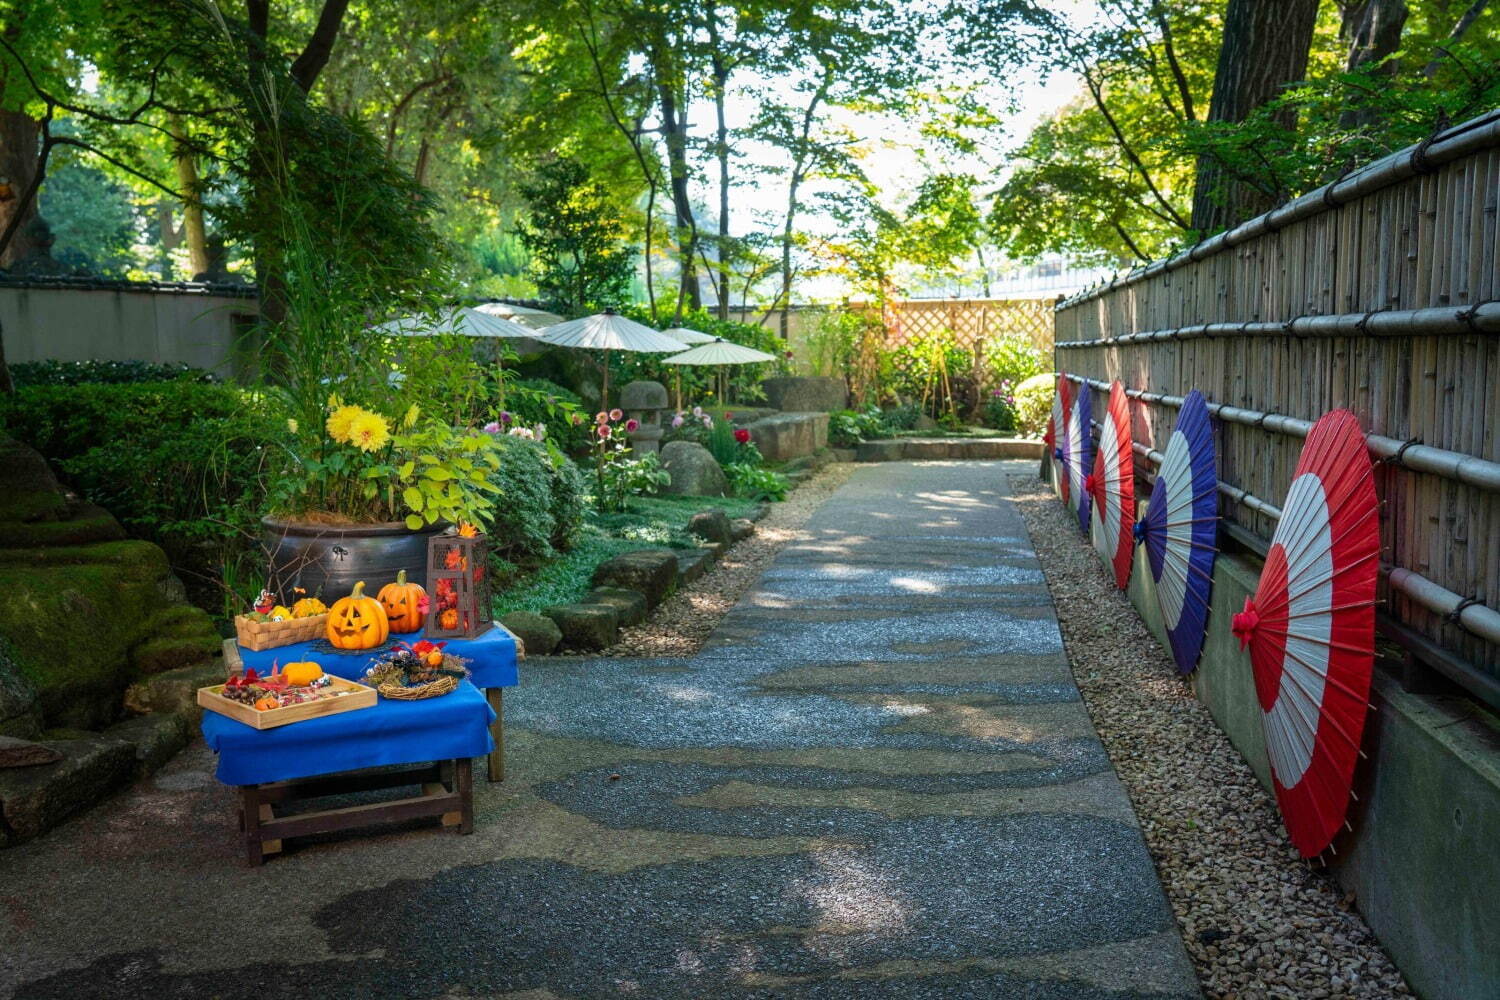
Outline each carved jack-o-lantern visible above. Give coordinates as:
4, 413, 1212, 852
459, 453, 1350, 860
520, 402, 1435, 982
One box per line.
377, 570, 426, 633
326, 581, 390, 650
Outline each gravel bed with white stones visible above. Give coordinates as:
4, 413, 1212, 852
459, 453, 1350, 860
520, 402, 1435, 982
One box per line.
602, 461, 858, 658
1009, 472, 1412, 1000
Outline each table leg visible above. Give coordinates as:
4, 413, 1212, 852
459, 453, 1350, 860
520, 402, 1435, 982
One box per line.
486, 687, 505, 782
241, 785, 264, 867
457, 757, 474, 834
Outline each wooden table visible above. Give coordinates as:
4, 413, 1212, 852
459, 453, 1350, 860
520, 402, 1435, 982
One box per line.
239, 758, 473, 865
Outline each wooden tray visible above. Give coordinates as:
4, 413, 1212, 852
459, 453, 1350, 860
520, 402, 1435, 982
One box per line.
234, 613, 328, 651
198, 676, 376, 730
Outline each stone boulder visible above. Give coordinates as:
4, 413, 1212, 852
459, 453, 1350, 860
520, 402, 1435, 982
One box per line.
0, 640, 41, 740
588, 587, 648, 627
542, 603, 620, 651
676, 548, 717, 584
661, 441, 728, 497
687, 509, 733, 545
761, 376, 848, 413
0, 733, 136, 846
499, 611, 562, 657
746, 412, 829, 462
591, 549, 680, 608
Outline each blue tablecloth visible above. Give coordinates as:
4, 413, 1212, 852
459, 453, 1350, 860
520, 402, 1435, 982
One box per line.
238, 623, 519, 689
202, 680, 495, 786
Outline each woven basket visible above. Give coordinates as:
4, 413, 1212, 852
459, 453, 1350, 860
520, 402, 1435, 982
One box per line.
374, 674, 461, 700
234, 613, 328, 652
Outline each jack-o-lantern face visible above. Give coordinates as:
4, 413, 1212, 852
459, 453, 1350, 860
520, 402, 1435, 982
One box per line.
326, 581, 390, 650
377, 570, 427, 633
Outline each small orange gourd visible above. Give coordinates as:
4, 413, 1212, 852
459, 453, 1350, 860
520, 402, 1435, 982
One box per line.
282, 661, 323, 686
254, 696, 279, 711
326, 581, 389, 650
439, 608, 460, 630
377, 570, 426, 633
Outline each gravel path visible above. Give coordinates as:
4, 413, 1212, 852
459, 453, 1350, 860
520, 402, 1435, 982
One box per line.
604, 461, 858, 658
1007, 470, 1412, 1000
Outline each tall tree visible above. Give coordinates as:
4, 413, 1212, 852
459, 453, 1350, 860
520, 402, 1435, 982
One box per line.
1189, 0, 1320, 233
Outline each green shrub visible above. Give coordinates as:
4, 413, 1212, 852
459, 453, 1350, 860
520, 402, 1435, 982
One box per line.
985, 332, 1047, 388
880, 403, 921, 431
486, 435, 560, 564
598, 452, 670, 512
981, 390, 1017, 431
1013, 373, 1055, 439
9, 359, 217, 387
546, 454, 587, 550
829, 407, 895, 446
0, 381, 252, 460
726, 463, 789, 502
505, 378, 590, 454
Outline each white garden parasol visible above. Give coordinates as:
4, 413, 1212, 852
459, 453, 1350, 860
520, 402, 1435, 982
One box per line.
374, 306, 534, 340
534, 310, 686, 409
662, 338, 777, 406
661, 326, 717, 344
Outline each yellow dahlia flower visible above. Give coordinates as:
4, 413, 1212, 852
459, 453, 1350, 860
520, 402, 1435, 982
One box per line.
326, 404, 362, 443
346, 410, 391, 452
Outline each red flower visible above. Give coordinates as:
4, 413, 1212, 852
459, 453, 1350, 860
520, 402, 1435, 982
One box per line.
733, 428, 751, 444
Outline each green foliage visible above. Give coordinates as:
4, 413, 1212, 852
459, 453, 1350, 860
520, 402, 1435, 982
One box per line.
981, 391, 1016, 432
546, 453, 588, 551
8, 359, 215, 387
0, 379, 278, 621
725, 463, 788, 502
517, 157, 636, 315
598, 452, 670, 514
38, 159, 139, 277
985, 332, 1047, 389
886, 328, 975, 422
612, 305, 786, 407
1012, 372, 1055, 439
486, 434, 560, 565
505, 378, 590, 454
828, 407, 893, 447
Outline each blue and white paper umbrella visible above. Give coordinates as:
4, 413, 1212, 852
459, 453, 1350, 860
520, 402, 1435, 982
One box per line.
1066, 381, 1093, 533
1135, 389, 1218, 674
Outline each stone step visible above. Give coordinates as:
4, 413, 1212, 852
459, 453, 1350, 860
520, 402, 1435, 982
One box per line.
855, 437, 1043, 462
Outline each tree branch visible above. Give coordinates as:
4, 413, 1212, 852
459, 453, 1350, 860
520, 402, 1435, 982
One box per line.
1154, 6, 1196, 120
290, 0, 352, 93
1423, 0, 1490, 76
1081, 64, 1191, 231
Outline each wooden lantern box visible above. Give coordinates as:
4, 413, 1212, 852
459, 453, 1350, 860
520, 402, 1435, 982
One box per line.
424, 530, 491, 639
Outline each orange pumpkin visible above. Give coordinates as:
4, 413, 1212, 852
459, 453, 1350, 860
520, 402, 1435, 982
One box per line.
377, 570, 426, 633
439, 608, 460, 630
254, 696, 279, 711
425, 649, 443, 667
326, 580, 389, 650
282, 661, 324, 686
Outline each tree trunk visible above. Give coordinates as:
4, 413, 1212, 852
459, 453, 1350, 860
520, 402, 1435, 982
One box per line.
706, 8, 732, 321
655, 76, 700, 314
1189, 0, 1320, 234
0, 109, 40, 269
1340, 0, 1408, 127
171, 119, 209, 277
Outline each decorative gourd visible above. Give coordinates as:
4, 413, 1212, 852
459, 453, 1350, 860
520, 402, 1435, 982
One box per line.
269, 605, 293, 621
254, 696, 279, 711
291, 597, 327, 618
377, 570, 426, 633
439, 608, 460, 630
326, 581, 389, 650
282, 661, 324, 686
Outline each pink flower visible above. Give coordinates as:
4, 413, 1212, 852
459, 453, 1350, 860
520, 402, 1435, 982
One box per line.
671, 414, 684, 428
691, 406, 703, 418
595, 411, 609, 425
597, 424, 612, 439
702, 416, 712, 428
482, 421, 501, 434
625, 418, 640, 432
609, 408, 623, 421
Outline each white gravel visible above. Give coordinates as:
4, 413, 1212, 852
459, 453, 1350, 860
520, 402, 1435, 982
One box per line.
1009, 471, 1412, 1000
603, 462, 858, 658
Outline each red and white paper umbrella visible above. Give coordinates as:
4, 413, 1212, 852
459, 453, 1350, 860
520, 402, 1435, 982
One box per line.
1087, 381, 1135, 589
1232, 410, 1379, 857
1046, 376, 1072, 503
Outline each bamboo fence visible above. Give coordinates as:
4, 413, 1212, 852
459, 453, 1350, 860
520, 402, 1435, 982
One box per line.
1054, 108, 1500, 688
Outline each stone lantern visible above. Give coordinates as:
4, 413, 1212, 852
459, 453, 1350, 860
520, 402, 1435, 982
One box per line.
620, 380, 669, 455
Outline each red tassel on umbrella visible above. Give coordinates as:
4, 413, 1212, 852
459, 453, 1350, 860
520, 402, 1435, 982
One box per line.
1239, 409, 1379, 858
1089, 381, 1135, 589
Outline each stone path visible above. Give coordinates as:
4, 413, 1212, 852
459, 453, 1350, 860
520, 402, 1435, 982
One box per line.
1, 461, 1199, 999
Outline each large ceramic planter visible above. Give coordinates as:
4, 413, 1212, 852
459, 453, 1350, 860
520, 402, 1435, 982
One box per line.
262, 517, 446, 601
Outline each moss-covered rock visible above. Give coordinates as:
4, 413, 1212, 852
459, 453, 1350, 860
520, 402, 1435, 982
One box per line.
0, 436, 220, 731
